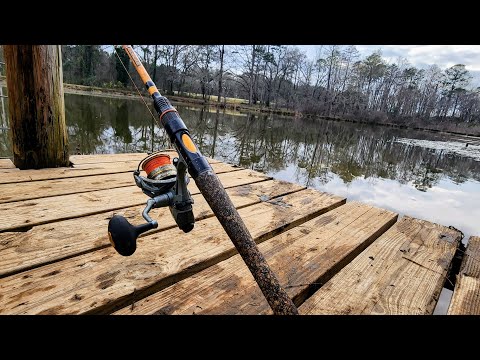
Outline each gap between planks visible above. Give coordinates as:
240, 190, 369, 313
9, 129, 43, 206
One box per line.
0, 178, 303, 278
447, 236, 480, 315
0, 188, 344, 314
0, 153, 231, 185
69, 152, 222, 166
113, 201, 398, 315
0, 163, 250, 232
299, 216, 462, 315
0, 167, 257, 204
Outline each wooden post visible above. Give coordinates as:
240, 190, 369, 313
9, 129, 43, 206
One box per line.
0, 85, 6, 128
3, 45, 69, 169
0, 61, 7, 128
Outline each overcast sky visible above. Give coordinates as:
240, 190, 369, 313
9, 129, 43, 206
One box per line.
300, 45, 480, 87
105, 45, 480, 87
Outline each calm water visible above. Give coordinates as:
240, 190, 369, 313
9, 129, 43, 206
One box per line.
2, 92, 479, 239
2, 92, 479, 313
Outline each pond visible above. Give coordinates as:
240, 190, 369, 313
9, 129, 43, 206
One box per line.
1, 91, 479, 314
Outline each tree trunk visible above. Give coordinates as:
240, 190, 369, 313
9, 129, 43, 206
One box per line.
211, 108, 220, 157
249, 45, 256, 105
152, 45, 158, 83
452, 92, 460, 118
217, 45, 224, 103
3, 45, 69, 169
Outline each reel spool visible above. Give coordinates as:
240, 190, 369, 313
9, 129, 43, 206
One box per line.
108, 151, 194, 256
134, 152, 180, 199
140, 153, 177, 180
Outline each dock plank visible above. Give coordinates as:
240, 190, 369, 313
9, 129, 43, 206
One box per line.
0, 166, 134, 183
447, 277, 480, 315
0, 154, 169, 184
0, 189, 345, 314
457, 236, 480, 278
0, 179, 302, 277
0, 172, 135, 204
69, 153, 221, 166
72, 160, 236, 173
299, 216, 461, 315
0, 169, 272, 232
70, 153, 149, 165
114, 202, 397, 315
448, 236, 480, 315
0, 156, 236, 184
0, 168, 267, 204
0, 159, 16, 169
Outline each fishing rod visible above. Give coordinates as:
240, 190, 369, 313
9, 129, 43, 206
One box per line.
107, 45, 298, 315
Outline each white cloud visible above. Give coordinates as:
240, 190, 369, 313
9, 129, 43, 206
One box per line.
359, 45, 480, 71
298, 45, 480, 87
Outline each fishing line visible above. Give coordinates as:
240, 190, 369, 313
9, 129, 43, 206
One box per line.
113, 46, 170, 148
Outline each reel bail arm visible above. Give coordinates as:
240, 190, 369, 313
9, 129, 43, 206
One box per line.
108, 154, 194, 256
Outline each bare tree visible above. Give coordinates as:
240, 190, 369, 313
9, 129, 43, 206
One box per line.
217, 45, 225, 103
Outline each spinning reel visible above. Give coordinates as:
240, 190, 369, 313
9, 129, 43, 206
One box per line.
107, 152, 194, 256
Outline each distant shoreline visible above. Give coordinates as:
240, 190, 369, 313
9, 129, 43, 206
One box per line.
2, 78, 480, 139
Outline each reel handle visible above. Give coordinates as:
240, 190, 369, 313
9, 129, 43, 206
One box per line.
107, 215, 157, 256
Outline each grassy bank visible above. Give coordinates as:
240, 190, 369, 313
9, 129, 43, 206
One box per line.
64, 83, 480, 137
62, 83, 297, 117
2, 78, 479, 137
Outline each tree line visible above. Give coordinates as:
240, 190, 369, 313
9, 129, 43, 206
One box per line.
3, 45, 480, 127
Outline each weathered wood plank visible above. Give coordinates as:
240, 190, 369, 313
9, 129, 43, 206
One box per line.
67, 161, 237, 180
0, 169, 270, 231
70, 153, 148, 165
114, 202, 397, 315
447, 276, 480, 315
69, 153, 221, 166
0, 172, 135, 204
299, 216, 461, 315
0, 164, 139, 183
0, 168, 20, 172
447, 236, 480, 315
0, 156, 235, 184
72, 160, 236, 173
0, 159, 16, 169
458, 236, 480, 278
0, 179, 299, 277
0, 189, 345, 314
0, 168, 266, 204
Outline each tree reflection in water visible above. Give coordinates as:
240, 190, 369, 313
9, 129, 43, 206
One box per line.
1, 93, 478, 190
1, 93, 478, 240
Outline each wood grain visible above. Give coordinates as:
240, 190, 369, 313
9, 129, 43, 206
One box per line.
0, 168, 267, 204
4, 45, 69, 169
299, 216, 461, 315
0, 164, 251, 231
448, 236, 480, 314
0, 155, 235, 184
0, 188, 344, 314
0, 178, 299, 276
0, 159, 15, 169
69, 153, 220, 166
114, 201, 397, 314
72, 160, 236, 173
70, 153, 148, 165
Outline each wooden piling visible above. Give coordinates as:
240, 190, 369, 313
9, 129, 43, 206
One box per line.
3, 45, 69, 169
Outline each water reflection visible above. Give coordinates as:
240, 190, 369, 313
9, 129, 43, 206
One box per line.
1, 93, 479, 242
113, 102, 132, 144
64, 94, 170, 154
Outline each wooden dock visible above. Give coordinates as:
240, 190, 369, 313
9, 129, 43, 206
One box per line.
0, 153, 477, 315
